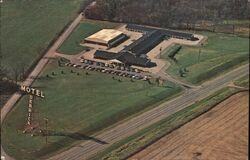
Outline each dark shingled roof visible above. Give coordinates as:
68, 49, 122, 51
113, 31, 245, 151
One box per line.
126, 24, 195, 40
118, 52, 156, 67
93, 24, 196, 68
126, 24, 154, 33
94, 50, 121, 60
123, 30, 165, 56
94, 50, 156, 67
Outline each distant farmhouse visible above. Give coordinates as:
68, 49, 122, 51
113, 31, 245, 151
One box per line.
86, 24, 198, 68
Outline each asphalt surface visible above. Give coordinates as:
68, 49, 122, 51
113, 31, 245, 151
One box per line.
1, 14, 83, 160
49, 64, 249, 160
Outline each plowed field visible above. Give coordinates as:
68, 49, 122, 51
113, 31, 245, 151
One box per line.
130, 92, 249, 160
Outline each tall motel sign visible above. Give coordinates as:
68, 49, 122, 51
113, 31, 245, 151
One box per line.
20, 85, 45, 133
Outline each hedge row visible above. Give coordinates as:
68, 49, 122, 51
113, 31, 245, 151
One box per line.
168, 45, 182, 58
193, 54, 249, 84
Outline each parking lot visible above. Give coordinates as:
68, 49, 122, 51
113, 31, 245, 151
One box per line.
64, 58, 150, 81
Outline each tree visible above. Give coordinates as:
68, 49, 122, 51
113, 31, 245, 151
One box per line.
0, 67, 8, 80
147, 79, 152, 85
179, 68, 185, 77
155, 77, 160, 86
20, 65, 26, 81
58, 60, 62, 67
11, 67, 19, 84
85, 0, 249, 30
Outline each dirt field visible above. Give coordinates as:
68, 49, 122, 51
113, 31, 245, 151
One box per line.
130, 92, 249, 160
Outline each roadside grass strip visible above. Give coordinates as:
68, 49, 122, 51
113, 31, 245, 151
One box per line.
234, 75, 249, 88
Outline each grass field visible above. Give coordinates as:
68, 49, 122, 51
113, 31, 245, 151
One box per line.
57, 20, 119, 54
2, 61, 182, 160
234, 75, 249, 88
91, 87, 240, 160
1, 0, 84, 78
163, 32, 249, 84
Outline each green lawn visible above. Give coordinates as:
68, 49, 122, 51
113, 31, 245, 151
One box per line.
234, 75, 249, 88
164, 32, 249, 84
2, 61, 182, 160
1, 0, 84, 78
57, 20, 119, 54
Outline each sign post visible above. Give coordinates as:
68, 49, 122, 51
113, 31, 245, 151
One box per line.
20, 85, 45, 134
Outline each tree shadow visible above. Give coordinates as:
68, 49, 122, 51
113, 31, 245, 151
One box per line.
182, 84, 192, 89
42, 57, 57, 60
43, 130, 108, 145
30, 85, 47, 90
163, 85, 174, 89
146, 95, 163, 101
180, 74, 187, 78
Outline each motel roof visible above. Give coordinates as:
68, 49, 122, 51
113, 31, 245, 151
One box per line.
126, 24, 195, 40
85, 29, 124, 44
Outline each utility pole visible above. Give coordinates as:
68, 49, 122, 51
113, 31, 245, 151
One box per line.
159, 47, 162, 59
44, 118, 49, 145
198, 49, 201, 63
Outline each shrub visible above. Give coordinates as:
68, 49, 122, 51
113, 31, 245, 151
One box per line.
168, 45, 182, 59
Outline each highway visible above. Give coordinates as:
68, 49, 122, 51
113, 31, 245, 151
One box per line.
1, 13, 83, 160
49, 64, 249, 160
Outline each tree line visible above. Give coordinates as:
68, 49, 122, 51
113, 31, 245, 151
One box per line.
85, 0, 249, 29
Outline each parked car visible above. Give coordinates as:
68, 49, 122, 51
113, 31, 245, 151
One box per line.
109, 64, 114, 68
83, 65, 88, 69
120, 67, 125, 71
128, 74, 133, 78
119, 73, 124, 76
104, 63, 109, 67
73, 64, 80, 68
65, 63, 70, 66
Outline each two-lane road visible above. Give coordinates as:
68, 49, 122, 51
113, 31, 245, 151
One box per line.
49, 64, 249, 160
1, 13, 83, 160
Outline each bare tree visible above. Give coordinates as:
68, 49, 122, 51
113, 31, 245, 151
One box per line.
11, 67, 19, 84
